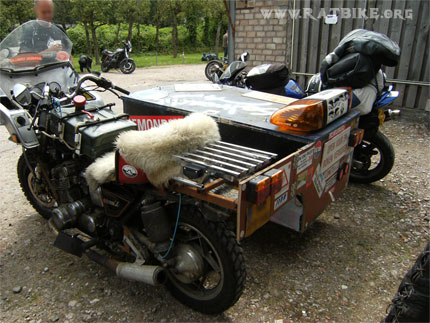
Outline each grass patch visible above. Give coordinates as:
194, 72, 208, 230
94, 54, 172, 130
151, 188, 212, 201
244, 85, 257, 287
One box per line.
72, 52, 205, 72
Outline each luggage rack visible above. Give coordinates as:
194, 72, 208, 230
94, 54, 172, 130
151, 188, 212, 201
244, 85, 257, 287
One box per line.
173, 141, 278, 182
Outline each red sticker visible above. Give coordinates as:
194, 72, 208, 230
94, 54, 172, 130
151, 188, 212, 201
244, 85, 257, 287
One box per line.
129, 115, 184, 131
56, 51, 69, 61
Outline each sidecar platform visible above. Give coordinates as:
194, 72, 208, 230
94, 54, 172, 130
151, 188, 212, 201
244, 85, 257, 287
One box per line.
122, 84, 361, 239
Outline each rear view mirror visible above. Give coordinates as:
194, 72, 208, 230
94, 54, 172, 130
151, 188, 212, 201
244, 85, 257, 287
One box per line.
12, 83, 31, 107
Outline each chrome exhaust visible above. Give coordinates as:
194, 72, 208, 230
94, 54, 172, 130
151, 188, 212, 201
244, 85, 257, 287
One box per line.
385, 109, 401, 121
48, 218, 167, 286
116, 263, 167, 286
389, 109, 401, 119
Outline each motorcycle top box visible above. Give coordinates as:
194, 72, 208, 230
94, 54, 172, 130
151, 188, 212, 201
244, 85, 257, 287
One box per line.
49, 106, 137, 159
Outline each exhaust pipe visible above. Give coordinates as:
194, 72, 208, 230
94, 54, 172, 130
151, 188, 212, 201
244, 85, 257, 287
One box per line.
86, 249, 167, 286
48, 219, 167, 286
116, 263, 167, 286
385, 109, 401, 121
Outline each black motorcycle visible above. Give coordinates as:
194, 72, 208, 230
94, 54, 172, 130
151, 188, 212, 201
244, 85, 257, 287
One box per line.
0, 21, 245, 314
101, 40, 136, 74
210, 52, 249, 87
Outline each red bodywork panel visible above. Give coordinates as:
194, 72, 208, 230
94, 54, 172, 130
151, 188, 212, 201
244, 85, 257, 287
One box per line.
116, 151, 149, 184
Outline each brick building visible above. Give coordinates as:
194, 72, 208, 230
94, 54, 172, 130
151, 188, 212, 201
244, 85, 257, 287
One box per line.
235, 0, 288, 67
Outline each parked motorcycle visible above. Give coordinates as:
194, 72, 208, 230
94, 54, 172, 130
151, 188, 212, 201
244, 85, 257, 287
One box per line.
249, 30, 401, 184
101, 40, 136, 74
210, 52, 249, 87
284, 75, 400, 183
0, 21, 245, 314
204, 56, 227, 80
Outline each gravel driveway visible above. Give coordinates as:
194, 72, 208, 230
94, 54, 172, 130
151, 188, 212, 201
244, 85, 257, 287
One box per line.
0, 64, 429, 322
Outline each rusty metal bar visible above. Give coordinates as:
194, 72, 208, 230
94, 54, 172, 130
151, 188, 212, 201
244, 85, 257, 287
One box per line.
174, 184, 237, 211
199, 178, 226, 193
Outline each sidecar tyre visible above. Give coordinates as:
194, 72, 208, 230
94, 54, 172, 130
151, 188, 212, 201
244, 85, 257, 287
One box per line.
166, 207, 246, 314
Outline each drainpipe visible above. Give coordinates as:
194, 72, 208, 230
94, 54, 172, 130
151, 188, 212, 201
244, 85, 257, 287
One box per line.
289, 0, 296, 71
228, 0, 235, 64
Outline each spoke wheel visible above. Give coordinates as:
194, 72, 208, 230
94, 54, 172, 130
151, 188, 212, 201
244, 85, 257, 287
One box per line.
18, 154, 57, 219
166, 207, 245, 314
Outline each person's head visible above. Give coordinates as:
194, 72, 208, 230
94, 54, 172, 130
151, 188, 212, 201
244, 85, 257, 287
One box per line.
34, 0, 54, 22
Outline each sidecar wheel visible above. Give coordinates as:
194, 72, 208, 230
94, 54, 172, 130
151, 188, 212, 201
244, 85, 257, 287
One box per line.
166, 207, 246, 314
350, 131, 395, 184
17, 154, 56, 219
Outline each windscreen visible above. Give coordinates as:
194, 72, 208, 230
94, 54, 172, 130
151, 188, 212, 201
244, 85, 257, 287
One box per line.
0, 20, 72, 72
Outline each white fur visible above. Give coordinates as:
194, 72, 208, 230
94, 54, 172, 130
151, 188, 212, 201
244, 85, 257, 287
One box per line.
116, 112, 220, 187
85, 113, 220, 189
85, 151, 116, 191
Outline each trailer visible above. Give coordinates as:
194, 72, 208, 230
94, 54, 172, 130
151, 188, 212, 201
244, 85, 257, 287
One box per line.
122, 84, 363, 240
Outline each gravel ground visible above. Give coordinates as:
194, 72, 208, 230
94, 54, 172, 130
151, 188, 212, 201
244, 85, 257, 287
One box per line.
0, 64, 429, 322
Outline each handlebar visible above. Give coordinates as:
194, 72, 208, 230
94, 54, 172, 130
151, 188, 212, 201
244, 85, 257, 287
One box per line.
59, 74, 130, 103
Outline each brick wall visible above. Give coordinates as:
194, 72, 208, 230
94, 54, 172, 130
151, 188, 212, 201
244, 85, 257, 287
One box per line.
235, 0, 287, 67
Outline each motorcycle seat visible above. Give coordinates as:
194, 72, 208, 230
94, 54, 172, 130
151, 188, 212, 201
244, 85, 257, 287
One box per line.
103, 49, 124, 57
85, 113, 220, 189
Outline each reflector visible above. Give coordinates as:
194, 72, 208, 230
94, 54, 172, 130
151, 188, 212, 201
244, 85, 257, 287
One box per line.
270, 99, 325, 132
270, 88, 352, 133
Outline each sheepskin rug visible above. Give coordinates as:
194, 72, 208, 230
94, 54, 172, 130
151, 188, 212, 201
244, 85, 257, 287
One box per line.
85, 112, 220, 189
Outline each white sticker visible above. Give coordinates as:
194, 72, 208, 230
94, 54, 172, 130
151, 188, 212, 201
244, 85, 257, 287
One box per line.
274, 161, 292, 199
313, 164, 326, 198
274, 191, 289, 211
321, 126, 351, 171
296, 147, 314, 173
323, 161, 340, 181
122, 165, 138, 178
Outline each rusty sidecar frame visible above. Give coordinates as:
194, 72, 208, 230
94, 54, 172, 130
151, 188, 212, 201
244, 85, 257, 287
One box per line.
122, 84, 362, 240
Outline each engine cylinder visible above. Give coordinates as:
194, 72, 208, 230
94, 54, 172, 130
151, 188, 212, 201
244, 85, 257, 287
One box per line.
141, 200, 171, 243
51, 199, 90, 230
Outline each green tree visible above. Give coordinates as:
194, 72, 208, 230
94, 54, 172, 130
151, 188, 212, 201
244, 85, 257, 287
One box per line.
0, 0, 33, 40
53, 0, 75, 30
149, 0, 169, 56
204, 0, 227, 56
169, 0, 183, 58
182, 0, 203, 47
117, 0, 150, 51
71, 0, 112, 64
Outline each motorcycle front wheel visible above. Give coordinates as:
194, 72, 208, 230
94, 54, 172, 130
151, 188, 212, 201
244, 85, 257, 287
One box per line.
17, 154, 57, 219
350, 131, 395, 184
166, 207, 246, 314
101, 61, 110, 73
120, 59, 136, 74
205, 61, 224, 81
